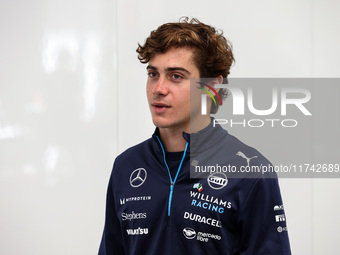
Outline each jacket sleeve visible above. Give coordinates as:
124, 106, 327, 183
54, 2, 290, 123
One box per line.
98, 172, 125, 255
236, 177, 291, 255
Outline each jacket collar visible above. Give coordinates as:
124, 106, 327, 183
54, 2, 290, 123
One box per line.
152, 118, 228, 156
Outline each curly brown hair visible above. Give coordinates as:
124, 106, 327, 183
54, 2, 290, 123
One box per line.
136, 17, 235, 114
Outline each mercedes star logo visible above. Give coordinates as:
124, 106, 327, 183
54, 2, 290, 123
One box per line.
130, 168, 147, 188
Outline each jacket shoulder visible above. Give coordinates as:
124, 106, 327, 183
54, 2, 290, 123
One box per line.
114, 137, 154, 165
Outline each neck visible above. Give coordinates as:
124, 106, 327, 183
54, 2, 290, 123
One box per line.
158, 116, 211, 152
159, 128, 187, 152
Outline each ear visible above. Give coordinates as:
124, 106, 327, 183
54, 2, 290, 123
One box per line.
209, 75, 223, 93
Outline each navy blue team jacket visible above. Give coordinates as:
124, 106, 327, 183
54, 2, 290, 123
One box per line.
99, 121, 291, 255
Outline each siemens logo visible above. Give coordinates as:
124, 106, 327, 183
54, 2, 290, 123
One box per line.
121, 211, 147, 221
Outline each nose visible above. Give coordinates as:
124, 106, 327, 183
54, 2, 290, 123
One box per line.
152, 77, 169, 96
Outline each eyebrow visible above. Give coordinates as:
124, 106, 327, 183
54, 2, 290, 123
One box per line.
146, 65, 191, 75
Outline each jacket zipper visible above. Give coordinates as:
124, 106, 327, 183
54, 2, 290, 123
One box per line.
156, 136, 188, 216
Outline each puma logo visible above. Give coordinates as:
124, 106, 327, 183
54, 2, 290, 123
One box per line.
236, 151, 258, 167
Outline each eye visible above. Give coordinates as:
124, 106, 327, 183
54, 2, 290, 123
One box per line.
170, 73, 183, 81
147, 71, 158, 78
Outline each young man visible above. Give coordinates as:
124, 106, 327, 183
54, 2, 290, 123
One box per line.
99, 17, 291, 254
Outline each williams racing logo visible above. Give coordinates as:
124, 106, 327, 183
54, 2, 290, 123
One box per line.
190, 186, 232, 214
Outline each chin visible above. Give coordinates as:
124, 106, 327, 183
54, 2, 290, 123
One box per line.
151, 114, 173, 127
152, 117, 190, 131
152, 118, 172, 129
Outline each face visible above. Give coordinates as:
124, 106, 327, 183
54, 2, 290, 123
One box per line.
146, 47, 205, 133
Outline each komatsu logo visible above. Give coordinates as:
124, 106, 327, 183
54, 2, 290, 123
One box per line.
126, 227, 148, 235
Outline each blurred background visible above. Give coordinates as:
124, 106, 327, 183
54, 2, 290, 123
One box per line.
0, 0, 339, 254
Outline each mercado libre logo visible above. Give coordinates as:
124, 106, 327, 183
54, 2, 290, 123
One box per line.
197, 82, 222, 115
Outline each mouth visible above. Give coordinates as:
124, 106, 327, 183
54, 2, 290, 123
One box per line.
151, 102, 171, 113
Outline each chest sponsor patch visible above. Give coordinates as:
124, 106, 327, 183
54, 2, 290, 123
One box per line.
183, 227, 221, 243
121, 211, 147, 221
126, 227, 149, 235
184, 211, 222, 228
119, 195, 152, 205
190, 191, 232, 214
